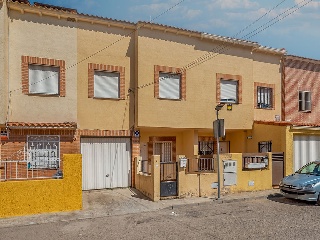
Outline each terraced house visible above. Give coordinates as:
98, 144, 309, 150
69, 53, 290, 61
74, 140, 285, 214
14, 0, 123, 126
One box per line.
1, 0, 305, 201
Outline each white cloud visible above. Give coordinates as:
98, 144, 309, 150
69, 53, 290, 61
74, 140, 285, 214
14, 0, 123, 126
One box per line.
185, 9, 202, 19
295, 0, 320, 9
207, 0, 258, 10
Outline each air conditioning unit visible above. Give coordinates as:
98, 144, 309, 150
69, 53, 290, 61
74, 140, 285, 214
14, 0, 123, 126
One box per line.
245, 162, 266, 169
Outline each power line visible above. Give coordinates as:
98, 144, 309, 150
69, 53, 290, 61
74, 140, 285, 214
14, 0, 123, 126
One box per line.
135, 0, 313, 92
5, 0, 186, 124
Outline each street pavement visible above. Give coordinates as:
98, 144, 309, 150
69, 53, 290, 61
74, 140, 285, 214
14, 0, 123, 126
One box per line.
0, 188, 280, 228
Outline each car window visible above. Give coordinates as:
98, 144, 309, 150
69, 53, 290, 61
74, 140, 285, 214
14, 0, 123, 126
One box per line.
297, 162, 318, 174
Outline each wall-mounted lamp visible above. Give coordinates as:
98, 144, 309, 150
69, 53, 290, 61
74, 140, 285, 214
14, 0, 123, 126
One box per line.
227, 104, 232, 111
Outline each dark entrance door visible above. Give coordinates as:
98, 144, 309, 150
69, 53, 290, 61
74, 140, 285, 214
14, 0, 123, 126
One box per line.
160, 162, 178, 197
272, 152, 284, 186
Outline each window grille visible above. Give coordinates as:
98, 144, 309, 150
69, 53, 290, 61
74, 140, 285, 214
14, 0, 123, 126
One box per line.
198, 141, 215, 155
258, 141, 272, 152
27, 135, 60, 169
299, 91, 311, 112
154, 141, 172, 162
257, 86, 273, 109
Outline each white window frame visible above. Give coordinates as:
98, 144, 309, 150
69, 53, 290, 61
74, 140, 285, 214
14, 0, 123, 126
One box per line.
220, 79, 238, 103
27, 135, 60, 169
257, 86, 273, 109
94, 70, 120, 99
159, 72, 181, 100
299, 91, 311, 112
153, 141, 172, 162
28, 64, 60, 95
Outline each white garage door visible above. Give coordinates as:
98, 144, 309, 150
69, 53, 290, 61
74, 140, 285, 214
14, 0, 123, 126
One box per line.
81, 137, 131, 190
294, 135, 320, 172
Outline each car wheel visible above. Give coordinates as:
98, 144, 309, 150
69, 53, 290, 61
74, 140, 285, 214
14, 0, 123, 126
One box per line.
317, 194, 320, 205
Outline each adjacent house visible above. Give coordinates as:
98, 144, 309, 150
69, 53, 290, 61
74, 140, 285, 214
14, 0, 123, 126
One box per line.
282, 55, 320, 171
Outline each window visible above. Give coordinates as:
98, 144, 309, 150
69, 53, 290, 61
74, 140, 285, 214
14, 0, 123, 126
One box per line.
22, 56, 65, 96
258, 141, 272, 152
94, 71, 120, 99
154, 65, 186, 100
257, 86, 273, 109
220, 80, 238, 103
88, 63, 125, 99
153, 141, 172, 162
27, 135, 60, 169
216, 73, 242, 104
159, 72, 181, 99
198, 141, 215, 155
29, 65, 59, 95
299, 91, 311, 112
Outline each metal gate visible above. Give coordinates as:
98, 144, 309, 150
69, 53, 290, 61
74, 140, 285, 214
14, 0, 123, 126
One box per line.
160, 162, 178, 197
272, 152, 284, 186
81, 137, 131, 190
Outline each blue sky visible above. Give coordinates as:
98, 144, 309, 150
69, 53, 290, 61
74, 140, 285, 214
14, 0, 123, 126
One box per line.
29, 0, 319, 60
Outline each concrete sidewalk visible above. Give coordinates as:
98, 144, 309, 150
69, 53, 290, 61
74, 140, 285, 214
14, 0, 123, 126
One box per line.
0, 188, 281, 228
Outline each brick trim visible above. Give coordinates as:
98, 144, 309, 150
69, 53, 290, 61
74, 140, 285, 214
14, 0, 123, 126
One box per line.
21, 56, 66, 97
216, 73, 242, 104
88, 63, 125, 99
154, 65, 186, 100
254, 82, 275, 110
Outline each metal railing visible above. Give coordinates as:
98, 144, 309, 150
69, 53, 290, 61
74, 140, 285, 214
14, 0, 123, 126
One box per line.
0, 159, 61, 181
160, 162, 176, 182
187, 157, 214, 173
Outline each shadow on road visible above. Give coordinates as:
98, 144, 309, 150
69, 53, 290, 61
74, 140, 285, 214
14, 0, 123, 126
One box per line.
267, 193, 317, 206
129, 188, 153, 201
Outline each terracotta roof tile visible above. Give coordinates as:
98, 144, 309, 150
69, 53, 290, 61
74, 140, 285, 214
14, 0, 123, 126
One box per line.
33, 2, 77, 13
7, 122, 77, 129
254, 120, 320, 128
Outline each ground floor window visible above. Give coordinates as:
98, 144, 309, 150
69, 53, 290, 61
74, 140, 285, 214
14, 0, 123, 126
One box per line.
153, 141, 172, 162
27, 135, 60, 169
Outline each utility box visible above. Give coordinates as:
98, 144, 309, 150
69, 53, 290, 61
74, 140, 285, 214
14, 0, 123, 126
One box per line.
179, 157, 187, 168
223, 160, 237, 186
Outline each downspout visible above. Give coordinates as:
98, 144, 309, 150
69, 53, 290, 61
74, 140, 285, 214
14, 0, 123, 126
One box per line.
5, 1, 10, 126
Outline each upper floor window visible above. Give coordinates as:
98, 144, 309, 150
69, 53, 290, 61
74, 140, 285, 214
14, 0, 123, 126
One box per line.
154, 65, 186, 100
220, 79, 238, 103
159, 73, 181, 99
254, 82, 275, 110
88, 63, 125, 99
299, 91, 311, 112
216, 73, 242, 104
21, 56, 65, 96
94, 71, 120, 99
257, 86, 273, 109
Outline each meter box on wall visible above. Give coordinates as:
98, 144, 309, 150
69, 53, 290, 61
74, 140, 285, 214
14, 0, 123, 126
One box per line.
223, 160, 237, 173
223, 160, 237, 186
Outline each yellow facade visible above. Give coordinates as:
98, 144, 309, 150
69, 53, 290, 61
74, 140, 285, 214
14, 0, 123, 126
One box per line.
0, 154, 82, 218
76, 21, 135, 130
4, 3, 78, 123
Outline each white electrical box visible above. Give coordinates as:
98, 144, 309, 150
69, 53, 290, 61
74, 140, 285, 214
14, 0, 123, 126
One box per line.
223, 160, 237, 173
223, 160, 237, 186
180, 157, 187, 168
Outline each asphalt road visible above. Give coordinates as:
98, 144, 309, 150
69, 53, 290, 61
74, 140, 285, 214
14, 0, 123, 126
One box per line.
0, 195, 319, 240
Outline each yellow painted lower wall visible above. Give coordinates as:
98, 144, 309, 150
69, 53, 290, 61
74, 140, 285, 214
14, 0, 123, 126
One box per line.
0, 154, 82, 218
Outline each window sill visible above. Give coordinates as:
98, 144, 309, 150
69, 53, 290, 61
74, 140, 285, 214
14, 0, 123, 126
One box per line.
158, 97, 182, 101
92, 97, 122, 100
